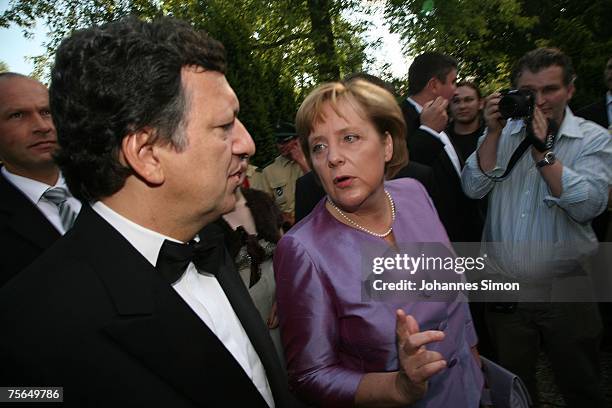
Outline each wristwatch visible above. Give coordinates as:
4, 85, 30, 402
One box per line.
536, 151, 556, 168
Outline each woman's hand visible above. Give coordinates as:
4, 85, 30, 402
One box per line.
394, 309, 447, 404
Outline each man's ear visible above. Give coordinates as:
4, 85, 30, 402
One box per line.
427, 76, 439, 94
567, 82, 576, 101
120, 128, 165, 185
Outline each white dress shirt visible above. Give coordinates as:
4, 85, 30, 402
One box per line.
1, 167, 82, 234
406, 97, 462, 176
91, 202, 275, 407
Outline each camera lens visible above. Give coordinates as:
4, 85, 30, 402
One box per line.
498, 90, 534, 119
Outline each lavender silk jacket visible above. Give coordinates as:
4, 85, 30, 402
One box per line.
274, 179, 483, 407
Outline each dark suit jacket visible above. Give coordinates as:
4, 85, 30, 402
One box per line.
576, 97, 610, 241
294, 163, 437, 223
577, 97, 609, 129
0, 171, 61, 286
0, 205, 297, 407
400, 99, 483, 242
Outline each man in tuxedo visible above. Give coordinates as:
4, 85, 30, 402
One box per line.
0, 73, 81, 285
0, 17, 295, 407
400, 52, 482, 242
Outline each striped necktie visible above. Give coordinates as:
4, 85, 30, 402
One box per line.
42, 187, 78, 231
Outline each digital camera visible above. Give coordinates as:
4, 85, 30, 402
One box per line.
498, 89, 535, 119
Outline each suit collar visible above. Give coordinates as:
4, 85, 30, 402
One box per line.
405, 96, 423, 113
90, 200, 175, 268
0, 173, 60, 249
70, 206, 281, 406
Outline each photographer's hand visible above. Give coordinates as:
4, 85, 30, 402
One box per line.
483, 93, 506, 134
530, 107, 548, 158
531, 107, 562, 197
477, 93, 506, 172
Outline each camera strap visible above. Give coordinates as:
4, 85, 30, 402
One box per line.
477, 137, 531, 182
477, 119, 559, 182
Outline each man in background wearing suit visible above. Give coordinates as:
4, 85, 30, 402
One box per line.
577, 56, 612, 130
577, 56, 612, 242
0, 73, 81, 285
0, 17, 295, 407
401, 52, 483, 242
577, 56, 612, 352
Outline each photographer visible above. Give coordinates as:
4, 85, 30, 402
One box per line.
462, 48, 612, 407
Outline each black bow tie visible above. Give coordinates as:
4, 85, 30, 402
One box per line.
156, 234, 226, 284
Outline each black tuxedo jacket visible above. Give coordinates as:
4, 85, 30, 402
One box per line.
294, 162, 437, 223
0, 205, 297, 407
400, 99, 483, 242
576, 97, 609, 129
0, 171, 61, 286
576, 97, 610, 241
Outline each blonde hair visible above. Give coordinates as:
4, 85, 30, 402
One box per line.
295, 79, 408, 179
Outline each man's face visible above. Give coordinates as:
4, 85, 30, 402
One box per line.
604, 57, 612, 92
517, 65, 574, 126
435, 68, 458, 101
450, 86, 482, 125
0, 76, 57, 177
157, 68, 255, 225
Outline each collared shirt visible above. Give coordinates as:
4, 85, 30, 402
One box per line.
461, 108, 612, 279
406, 97, 462, 176
91, 202, 275, 407
1, 167, 82, 234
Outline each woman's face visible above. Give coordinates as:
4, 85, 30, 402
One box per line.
308, 100, 392, 213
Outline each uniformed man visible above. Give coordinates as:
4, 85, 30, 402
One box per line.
261, 122, 310, 229
243, 163, 265, 191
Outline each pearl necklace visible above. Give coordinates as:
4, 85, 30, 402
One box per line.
327, 190, 396, 238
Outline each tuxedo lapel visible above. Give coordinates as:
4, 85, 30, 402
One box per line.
215, 255, 287, 397
73, 206, 268, 407
0, 174, 60, 250
438, 151, 462, 183
201, 223, 288, 405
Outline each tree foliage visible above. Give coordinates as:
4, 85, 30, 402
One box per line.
384, 0, 612, 107
0, 0, 372, 165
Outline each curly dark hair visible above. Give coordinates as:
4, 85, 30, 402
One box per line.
50, 16, 227, 201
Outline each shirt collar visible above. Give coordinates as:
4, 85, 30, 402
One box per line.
406, 97, 423, 113
91, 201, 182, 267
556, 107, 582, 139
1, 167, 68, 205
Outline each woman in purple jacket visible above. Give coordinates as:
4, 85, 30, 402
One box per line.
274, 79, 483, 407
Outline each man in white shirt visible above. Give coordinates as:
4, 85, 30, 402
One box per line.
0, 72, 81, 285
0, 17, 296, 407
